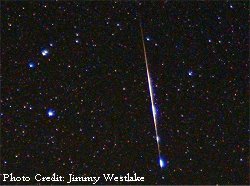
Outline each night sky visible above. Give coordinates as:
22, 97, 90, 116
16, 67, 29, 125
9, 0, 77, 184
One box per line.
1, 1, 249, 185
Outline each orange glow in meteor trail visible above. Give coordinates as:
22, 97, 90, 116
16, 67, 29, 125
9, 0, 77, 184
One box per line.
139, 22, 165, 169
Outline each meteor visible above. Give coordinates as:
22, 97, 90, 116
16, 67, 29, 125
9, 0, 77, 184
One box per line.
139, 22, 165, 168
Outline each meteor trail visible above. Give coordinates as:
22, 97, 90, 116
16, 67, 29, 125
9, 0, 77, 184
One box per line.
139, 22, 165, 168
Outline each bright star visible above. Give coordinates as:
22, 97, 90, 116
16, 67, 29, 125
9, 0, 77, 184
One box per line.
28, 62, 36, 68
41, 49, 49, 56
146, 37, 150, 41
47, 109, 56, 118
188, 70, 194, 76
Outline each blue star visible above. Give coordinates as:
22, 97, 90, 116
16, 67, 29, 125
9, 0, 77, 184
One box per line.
146, 37, 150, 41
47, 109, 56, 118
28, 61, 36, 68
41, 48, 49, 56
188, 70, 194, 76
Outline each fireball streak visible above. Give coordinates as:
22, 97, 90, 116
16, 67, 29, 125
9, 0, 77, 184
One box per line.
139, 22, 163, 168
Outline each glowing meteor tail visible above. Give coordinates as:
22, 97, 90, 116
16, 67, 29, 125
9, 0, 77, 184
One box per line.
139, 22, 164, 168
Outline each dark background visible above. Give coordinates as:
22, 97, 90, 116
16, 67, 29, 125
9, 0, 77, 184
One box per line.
1, 1, 249, 185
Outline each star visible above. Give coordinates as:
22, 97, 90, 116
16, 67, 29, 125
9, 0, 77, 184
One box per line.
47, 109, 56, 118
41, 49, 49, 56
28, 61, 36, 68
188, 70, 194, 76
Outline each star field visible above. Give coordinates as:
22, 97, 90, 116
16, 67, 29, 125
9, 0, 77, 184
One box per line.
1, 1, 249, 185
